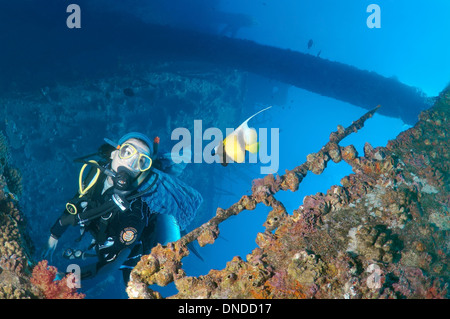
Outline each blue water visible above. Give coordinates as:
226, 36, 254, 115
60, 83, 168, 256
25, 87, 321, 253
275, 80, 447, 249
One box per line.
2, 0, 449, 298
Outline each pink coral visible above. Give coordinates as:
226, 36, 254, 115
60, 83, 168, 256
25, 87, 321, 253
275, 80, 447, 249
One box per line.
30, 260, 85, 299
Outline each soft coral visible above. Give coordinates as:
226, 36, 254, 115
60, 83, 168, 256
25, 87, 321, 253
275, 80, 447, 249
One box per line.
31, 260, 85, 299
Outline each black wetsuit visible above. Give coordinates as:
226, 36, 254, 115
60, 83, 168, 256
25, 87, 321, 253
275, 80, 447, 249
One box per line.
50, 170, 158, 281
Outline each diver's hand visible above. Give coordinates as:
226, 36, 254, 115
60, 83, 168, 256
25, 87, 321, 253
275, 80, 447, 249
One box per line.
42, 235, 58, 262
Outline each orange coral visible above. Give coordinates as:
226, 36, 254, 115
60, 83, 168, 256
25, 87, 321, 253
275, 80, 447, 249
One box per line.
30, 260, 85, 299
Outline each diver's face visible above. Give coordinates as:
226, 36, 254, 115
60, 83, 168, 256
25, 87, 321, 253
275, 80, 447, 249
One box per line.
111, 138, 151, 177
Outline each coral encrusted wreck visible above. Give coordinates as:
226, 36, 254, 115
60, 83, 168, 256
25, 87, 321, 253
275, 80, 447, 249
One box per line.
0, 132, 37, 298
128, 86, 449, 299
0, 132, 84, 299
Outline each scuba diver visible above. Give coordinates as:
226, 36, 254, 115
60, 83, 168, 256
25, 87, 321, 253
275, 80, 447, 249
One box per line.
42, 132, 203, 283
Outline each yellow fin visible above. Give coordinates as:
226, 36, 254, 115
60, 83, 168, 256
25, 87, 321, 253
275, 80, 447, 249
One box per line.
245, 142, 259, 154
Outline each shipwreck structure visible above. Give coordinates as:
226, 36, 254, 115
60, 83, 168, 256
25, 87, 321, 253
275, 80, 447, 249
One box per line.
0, 1, 428, 124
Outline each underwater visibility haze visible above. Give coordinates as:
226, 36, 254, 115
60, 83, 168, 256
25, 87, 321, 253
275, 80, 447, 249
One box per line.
0, 0, 448, 299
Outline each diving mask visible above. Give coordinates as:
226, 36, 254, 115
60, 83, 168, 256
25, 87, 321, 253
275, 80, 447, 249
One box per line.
118, 143, 152, 172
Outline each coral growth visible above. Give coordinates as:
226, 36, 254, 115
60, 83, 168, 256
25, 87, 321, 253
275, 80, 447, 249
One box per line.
30, 260, 85, 299
0, 133, 36, 298
127, 87, 449, 299
0, 132, 85, 299
0, 254, 34, 299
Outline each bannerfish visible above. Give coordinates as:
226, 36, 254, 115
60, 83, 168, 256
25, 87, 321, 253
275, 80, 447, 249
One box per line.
213, 106, 272, 166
